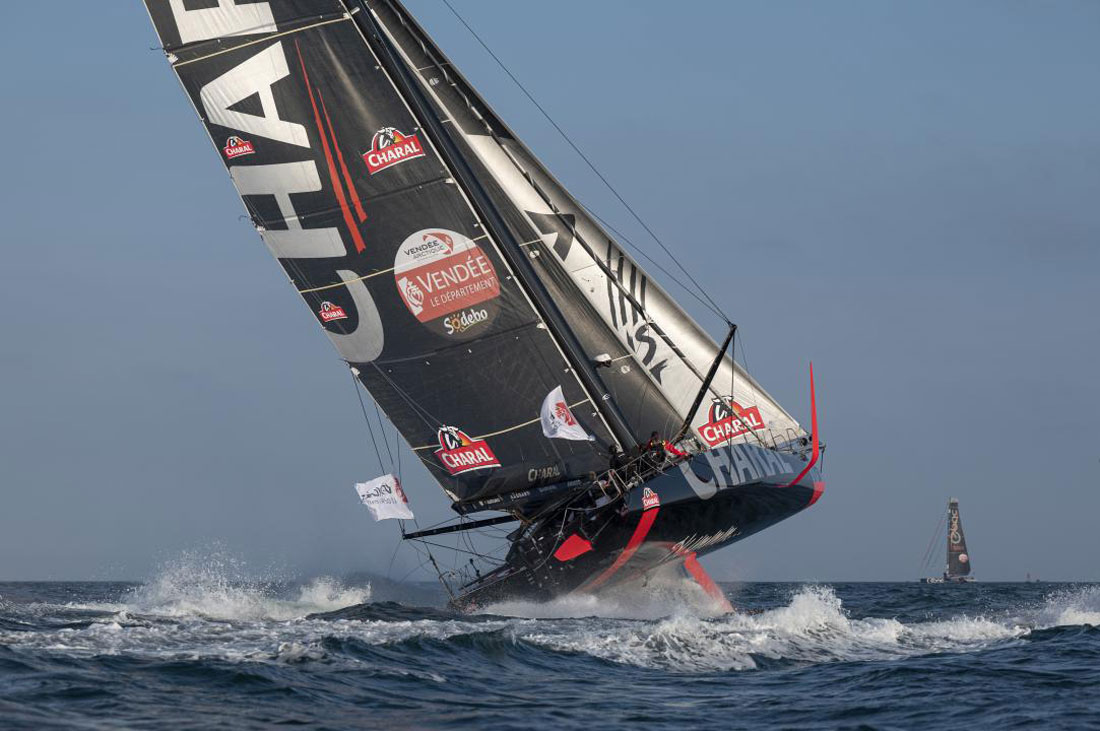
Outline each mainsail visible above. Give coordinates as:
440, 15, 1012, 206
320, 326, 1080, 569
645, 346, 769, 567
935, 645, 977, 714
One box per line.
946, 498, 972, 578
368, 1, 806, 448
141, 0, 806, 514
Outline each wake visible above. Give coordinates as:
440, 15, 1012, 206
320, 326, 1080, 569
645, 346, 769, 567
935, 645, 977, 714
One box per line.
3, 555, 1097, 673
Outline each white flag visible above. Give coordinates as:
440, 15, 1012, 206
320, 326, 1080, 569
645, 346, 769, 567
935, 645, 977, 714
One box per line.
540, 385, 594, 441
354, 474, 415, 521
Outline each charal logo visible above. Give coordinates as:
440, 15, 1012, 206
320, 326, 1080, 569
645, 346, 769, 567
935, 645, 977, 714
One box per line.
223, 135, 255, 159
699, 396, 765, 447
318, 301, 348, 323
553, 401, 577, 427
642, 487, 660, 511
364, 127, 426, 174
434, 426, 501, 476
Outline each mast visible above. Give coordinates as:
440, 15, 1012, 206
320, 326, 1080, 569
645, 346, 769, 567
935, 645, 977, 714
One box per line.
350, 1, 638, 451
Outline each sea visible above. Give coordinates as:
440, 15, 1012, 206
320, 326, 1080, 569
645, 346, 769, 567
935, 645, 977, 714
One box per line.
2, 561, 1098, 730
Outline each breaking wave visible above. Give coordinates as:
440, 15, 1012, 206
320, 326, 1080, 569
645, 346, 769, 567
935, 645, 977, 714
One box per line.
3, 560, 1098, 675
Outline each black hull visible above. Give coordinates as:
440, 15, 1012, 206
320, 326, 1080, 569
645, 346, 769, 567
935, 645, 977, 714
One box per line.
452, 444, 823, 610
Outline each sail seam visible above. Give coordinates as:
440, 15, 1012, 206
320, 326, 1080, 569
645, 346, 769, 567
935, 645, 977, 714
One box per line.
295, 233, 492, 294
408, 399, 591, 450
172, 16, 350, 68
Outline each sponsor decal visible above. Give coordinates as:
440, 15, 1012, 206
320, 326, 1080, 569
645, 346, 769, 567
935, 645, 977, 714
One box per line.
363, 127, 426, 174
528, 464, 562, 483
318, 301, 348, 323
698, 396, 766, 447
642, 486, 660, 511
958, 553, 969, 564
949, 511, 964, 548
394, 229, 501, 338
354, 474, 414, 521
223, 135, 255, 159
442, 307, 489, 336
434, 426, 501, 476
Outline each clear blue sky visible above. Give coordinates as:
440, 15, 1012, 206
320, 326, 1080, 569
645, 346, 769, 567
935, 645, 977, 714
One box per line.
1, 1, 1097, 581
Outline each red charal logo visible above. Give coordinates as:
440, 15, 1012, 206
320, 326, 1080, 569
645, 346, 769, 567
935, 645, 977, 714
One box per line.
364, 127, 426, 174
434, 426, 501, 476
318, 301, 348, 323
699, 396, 766, 447
553, 401, 577, 427
642, 487, 660, 511
223, 135, 255, 159
394, 229, 501, 338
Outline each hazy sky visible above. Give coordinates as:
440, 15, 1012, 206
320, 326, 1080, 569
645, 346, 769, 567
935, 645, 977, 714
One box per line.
1, 1, 1097, 582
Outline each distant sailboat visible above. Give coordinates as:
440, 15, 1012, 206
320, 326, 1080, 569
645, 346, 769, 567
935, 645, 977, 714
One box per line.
920, 498, 975, 584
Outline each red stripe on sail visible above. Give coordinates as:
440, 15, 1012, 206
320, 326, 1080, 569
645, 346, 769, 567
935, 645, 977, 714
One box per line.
295, 41, 366, 254
581, 506, 658, 592
319, 89, 368, 224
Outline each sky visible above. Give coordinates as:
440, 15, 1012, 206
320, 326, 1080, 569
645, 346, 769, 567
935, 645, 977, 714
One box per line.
0, 1, 1097, 582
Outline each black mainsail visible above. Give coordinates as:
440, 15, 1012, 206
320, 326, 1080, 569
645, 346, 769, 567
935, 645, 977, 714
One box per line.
946, 498, 973, 579
141, 0, 638, 508
141, 0, 824, 608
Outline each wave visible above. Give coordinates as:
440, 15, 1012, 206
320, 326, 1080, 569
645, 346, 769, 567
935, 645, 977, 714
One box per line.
3, 560, 1098, 674
120, 552, 371, 622
1030, 585, 1100, 628
517, 586, 1027, 671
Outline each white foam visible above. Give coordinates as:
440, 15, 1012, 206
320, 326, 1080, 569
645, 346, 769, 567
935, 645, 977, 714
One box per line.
120, 553, 370, 622
1031, 585, 1100, 628
520, 586, 1028, 671
7, 560, 1098, 673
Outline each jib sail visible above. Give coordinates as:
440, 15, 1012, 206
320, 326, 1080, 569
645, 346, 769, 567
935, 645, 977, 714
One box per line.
946, 499, 972, 577
141, 0, 636, 510
368, 0, 807, 449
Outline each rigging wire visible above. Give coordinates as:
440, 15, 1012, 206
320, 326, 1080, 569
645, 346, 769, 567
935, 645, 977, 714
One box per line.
351, 369, 386, 473
439, 0, 730, 323
921, 508, 949, 571
372, 400, 395, 470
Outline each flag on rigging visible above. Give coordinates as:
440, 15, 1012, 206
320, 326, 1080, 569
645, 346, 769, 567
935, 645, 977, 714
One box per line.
355, 475, 415, 521
540, 386, 594, 441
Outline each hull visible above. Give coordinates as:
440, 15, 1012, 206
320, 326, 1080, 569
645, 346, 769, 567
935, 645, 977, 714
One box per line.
921, 576, 975, 584
452, 443, 823, 610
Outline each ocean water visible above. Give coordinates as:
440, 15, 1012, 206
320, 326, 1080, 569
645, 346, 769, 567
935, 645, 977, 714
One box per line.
1, 562, 1098, 729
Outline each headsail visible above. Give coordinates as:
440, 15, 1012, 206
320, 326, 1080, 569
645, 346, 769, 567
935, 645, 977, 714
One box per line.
141, 0, 634, 510
368, 0, 806, 448
946, 498, 972, 577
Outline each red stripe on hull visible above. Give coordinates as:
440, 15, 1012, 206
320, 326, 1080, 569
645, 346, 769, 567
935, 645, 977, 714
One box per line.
580, 507, 659, 592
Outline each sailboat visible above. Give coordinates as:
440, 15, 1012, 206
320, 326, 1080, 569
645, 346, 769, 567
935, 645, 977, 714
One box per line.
921, 498, 975, 584
140, 0, 824, 609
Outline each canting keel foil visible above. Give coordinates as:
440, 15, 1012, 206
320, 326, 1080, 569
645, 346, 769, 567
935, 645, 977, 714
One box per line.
141, 0, 824, 608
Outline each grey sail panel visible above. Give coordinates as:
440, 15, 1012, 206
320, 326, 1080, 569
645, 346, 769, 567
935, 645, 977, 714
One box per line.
368, 0, 806, 449
946, 499, 972, 577
142, 0, 617, 508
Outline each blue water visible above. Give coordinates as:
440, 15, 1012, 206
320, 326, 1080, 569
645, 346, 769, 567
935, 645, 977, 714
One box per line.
2, 564, 1098, 729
